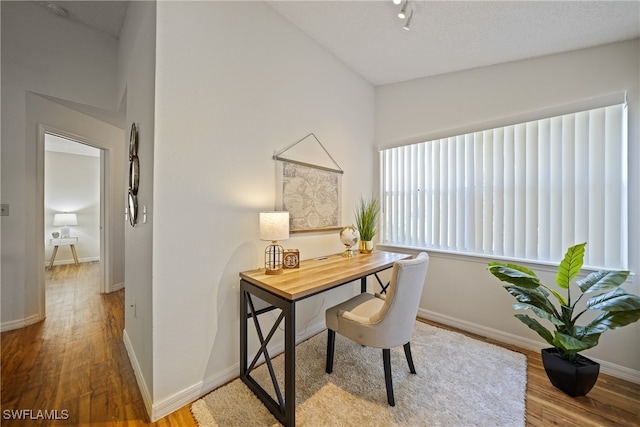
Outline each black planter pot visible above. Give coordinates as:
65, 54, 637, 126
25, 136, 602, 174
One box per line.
541, 348, 600, 397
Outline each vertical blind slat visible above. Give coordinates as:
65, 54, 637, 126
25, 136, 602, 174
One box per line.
493, 129, 504, 256
525, 122, 538, 259
549, 117, 563, 261
574, 112, 590, 263
561, 115, 576, 252
538, 119, 551, 260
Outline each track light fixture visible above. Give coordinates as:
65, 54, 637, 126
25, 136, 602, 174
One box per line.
44, 1, 67, 16
403, 9, 414, 31
394, 0, 414, 31
398, 0, 410, 19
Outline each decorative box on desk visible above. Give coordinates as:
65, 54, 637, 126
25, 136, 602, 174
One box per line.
283, 249, 300, 269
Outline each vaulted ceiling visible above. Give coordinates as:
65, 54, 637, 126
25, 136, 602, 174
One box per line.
36, 0, 640, 86
267, 1, 640, 85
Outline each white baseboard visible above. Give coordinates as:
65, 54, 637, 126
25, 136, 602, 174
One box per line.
0, 313, 43, 332
418, 308, 640, 384
123, 329, 153, 420
43, 256, 100, 267
111, 282, 125, 292
150, 364, 238, 422
149, 322, 327, 421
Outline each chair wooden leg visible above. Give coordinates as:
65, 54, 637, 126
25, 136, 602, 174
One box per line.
383, 348, 395, 406
326, 329, 335, 374
403, 342, 416, 374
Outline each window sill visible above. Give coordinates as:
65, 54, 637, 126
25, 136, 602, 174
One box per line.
377, 243, 635, 280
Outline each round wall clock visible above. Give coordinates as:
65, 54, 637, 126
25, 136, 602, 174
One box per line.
129, 155, 139, 195
128, 190, 138, 227
128, 122, 140, 227
129, 122, 138, 160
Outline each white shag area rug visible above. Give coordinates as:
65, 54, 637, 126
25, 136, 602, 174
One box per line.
192, 322, 526, 426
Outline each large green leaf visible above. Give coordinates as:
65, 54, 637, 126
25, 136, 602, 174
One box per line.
488, 263, 541, 288
545, 287, 568, 307
585, 309, 640, 332
577, 270, 630, 294
587, 288, 640, 312
505, 285, 556, 315
552, 331, 596, 353
556, 243, 586, 289
513, 303, 564, 325
514, 314, 554, 346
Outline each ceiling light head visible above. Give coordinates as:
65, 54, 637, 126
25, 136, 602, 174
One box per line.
403, 10, 414, 31
392, 0, 402, 4
398, 0, 410, 19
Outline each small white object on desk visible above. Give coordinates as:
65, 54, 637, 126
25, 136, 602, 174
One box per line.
48, 236, 79, 268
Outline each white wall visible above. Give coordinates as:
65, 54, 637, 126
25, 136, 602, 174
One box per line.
44, 149, 100, 264
149, 1, 374, 418
118, 0, 157, 413
376, 40, 640, 377
1, 1, 124, 329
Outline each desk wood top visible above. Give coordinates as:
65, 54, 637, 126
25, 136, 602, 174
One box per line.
239, 250, 411, 301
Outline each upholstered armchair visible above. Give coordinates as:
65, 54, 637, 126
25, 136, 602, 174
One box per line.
325, 252, 430, 406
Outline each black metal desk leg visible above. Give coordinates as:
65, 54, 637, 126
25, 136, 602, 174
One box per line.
240, 288, 248, 377
284, 301, 296, 426
361, 277, 367, 293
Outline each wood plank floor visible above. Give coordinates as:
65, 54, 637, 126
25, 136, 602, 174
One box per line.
1, 262, 638, 426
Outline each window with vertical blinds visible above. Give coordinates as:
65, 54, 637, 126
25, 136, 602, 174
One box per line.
380, 103, 628, 270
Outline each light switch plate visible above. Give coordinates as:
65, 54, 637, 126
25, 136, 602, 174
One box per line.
0, 204, 8, 216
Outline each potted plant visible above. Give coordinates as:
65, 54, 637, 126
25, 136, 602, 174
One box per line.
487, 242, 640, 396
354, 196, 380, 254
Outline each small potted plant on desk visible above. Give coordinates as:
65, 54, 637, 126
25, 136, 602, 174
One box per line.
354, 196, 380, 254
487, 242, 640, 397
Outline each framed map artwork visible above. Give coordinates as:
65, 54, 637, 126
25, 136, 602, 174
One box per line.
274, 133, 343, 233
276, 160, 342, 233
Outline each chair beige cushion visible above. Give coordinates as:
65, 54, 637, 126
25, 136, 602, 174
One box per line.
325, 252, 429, 349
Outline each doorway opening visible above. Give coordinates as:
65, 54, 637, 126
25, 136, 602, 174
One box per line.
39, 128, 111, 319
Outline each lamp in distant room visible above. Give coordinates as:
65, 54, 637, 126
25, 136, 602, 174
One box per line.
260, 211, 289, 275
53, 213, 77, 238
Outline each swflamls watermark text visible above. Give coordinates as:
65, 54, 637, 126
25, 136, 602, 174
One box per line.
3, 409, 70, 420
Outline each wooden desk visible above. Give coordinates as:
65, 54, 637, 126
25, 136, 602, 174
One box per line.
48, 236, 79, 268
239, 250, 410, 427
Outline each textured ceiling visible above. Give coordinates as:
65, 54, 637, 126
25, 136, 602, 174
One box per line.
33, 1, 129, 39
268, 0, 640, 86
35, 1, 640, 86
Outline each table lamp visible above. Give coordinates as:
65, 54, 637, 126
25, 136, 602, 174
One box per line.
260, 211, 289, 275
53, 213, 77, 238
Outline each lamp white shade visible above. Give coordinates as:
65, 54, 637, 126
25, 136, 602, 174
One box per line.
259, 211, 289, 241
53, 213, 78, 226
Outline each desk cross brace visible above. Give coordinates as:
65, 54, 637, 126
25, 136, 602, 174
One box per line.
246, 295, 285, 409
373, 273, 391, 294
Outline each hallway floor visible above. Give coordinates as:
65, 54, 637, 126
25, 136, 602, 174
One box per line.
0, 262, 196, 426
